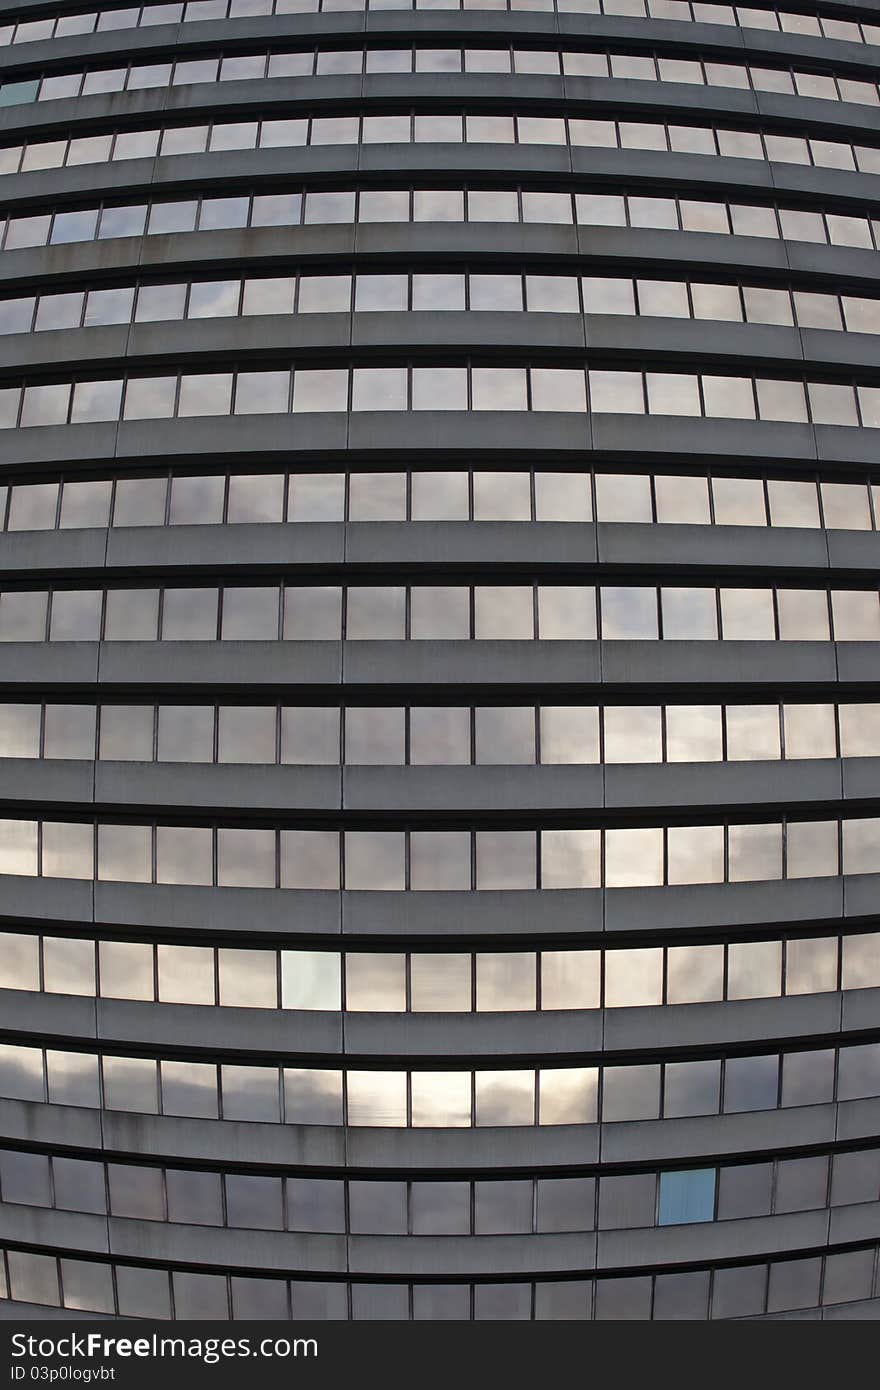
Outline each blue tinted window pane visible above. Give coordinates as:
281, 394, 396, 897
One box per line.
658, 1168, 716, 1225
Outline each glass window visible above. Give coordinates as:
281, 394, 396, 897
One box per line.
658, 1169, 716, 1225
717, 1162, 773, 1219
217, 828, 275, 887
346, 587, 405, 639
410, 471, 469, 521
728, 822, 782, 881
723, 1053, 778, 1112
667, 944, 724, 1004
783, 703, 836, 760
605, 947, 662, 1007
664, 1059, 720, 1117
720, 588, 774, 639
348, 472, 406, 521
42, 822, 93, 880
534, 473, 591, 522
344, 831, 404, 889
112, 477, 167, 527
280, 830, 340, 888
832, 591, 880, 641
604, 706, 662, 763
60, 480, 112, 529
217, 706, 276, 763
711, 476, 765, 526
283, 586, 342, 639
103, 1055, 158, 1112
476, 953, 535, 1011
349, 1180, 407, 1234
537, 587, 596, 640
345, 954, 406, 1011
472, 472, 531, 522
726, 704, 780, 760
166, 475, 225, 522
475, 1069, 534, 1125
280, 707, 339, 764
0, 931, 39, 989
666, 705, 722, 761
841, 931, 880, 990
474, 587, 533, 640
595, 473, 651, 523
218, 948, 276, 1008
540, 706, 599, 763
0, 592, 47, 642
166, 1168, 222, 1226
776, 588, 830, 641
49, 590, 103, 641
601, 587, 657, 639
99, 940, 153, 1000
727, 939, 782, 999
541, 829, 601, 889
157, 705, 214, 761
43, 937, 94, 996
602, 1064, 660, 1121
475, 830, 535, 888
411, 1181, 470, 1235
654, 475, 711, 525
345, 707, 404, 764
604, 827, 663, 886
104, 589, 159, 641
410, 1071, 471, 1127
409, 706, 470, 764
0, 704, 40, 758
346, 1070, 407, 1126
44, 704, 96, 759
287, 1177, 345, 1233
475, 706, 534, 764
410, 954, 471, 1011
158, 943, 214, 1005
98, 823, 151, 882
160, 1059, 218, 1118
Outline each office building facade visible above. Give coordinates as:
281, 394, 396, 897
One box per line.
0, 0, 879, 1321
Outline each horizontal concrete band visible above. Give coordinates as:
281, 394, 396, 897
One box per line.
5, 9, 880, 83
0, 520, 875, 579
0, 752, 864, 815
5, 145, 880, 221
0, 868, 877, 942
0, 979, 868, 1059
0, 1197, 869, 1277
3, 413, 880, 473
0, 637, 875, 690
4, 312, 880, 380
4, 225, 880, 301
3, 1092, 879, 1171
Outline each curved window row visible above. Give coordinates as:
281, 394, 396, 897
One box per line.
0, 1039, 877, 1122
10, 116, 878, 184
4, 268, 878, 337
2, 928, 878, 1009
6, 45, 880, 108
3, 367, 880, 427
2, 0, 878, 45
4, 699, 880, 766
1, 812, 880, 888
0, 1146, 876, 1234
4, 186, 877, 253
5, 111, 880, 178
1, 1244, 877, 1320
1, 582, 879, 645
2, 470, 880, 532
